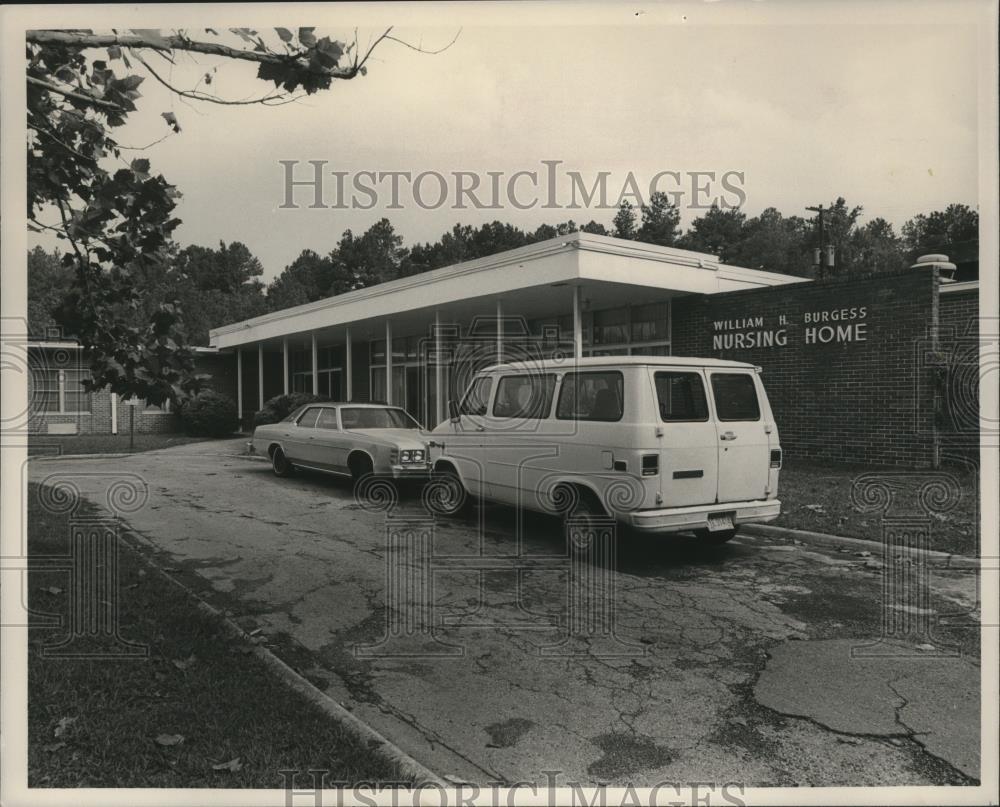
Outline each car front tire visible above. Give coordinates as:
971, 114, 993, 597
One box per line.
271, 447, 295, 478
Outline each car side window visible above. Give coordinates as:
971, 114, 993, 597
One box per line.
556, 371, 624, 422
459, 376, 492, 416
492, 374, 556, 419
711, 373, 760, 421
297, 407, 321, 428
654, 372, 709, 422
316, 409, 339, 430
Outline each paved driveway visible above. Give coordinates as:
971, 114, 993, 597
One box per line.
29, 440, 982, 787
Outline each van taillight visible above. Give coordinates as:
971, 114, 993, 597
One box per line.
770, 448, 783, 469
641, 455, 659, 476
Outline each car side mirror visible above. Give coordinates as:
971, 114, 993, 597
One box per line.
448, 399, 460, 423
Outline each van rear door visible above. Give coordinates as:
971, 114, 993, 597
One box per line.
652, 369, 718, 507
709, 370, 770, 503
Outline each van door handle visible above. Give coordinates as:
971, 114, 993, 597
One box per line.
721, 431, 737, 441
475, 426, 485, 432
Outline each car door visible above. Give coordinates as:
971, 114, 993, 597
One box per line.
310, 407, 350, 472
651, 368, 719, 507
709, 370, 770, 503
286, 406, 321, 463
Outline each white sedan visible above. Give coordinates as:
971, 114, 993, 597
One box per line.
250, 403, 430, 481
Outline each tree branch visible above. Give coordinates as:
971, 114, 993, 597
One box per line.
26, 75, 124, 111
132, 52, 298, 106
27, 30, 369, 80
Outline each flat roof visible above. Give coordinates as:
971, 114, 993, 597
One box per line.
210, 231, 806, 350
481, 355, 757, 372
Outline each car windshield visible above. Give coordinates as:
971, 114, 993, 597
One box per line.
340, 407, 418, 430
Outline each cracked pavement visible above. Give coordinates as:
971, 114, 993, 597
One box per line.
29, 439, 982, 786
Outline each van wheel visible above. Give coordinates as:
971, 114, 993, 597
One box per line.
423, 467, 468, 516
696, 527, 737, 545
560, 486, 607, 532
271, 447, 294, 478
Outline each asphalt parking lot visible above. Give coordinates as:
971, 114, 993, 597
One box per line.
29, 439, 982, 787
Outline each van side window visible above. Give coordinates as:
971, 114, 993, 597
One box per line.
459, 376, 492, 416
654, 372, 708, 421
297, 407, 322, 428
711, 373, 760, 421
556, 371, 624, 422
493, 374, 556, 419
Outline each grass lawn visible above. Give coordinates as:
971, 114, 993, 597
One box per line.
773, 461, 980, 557
27, 433, 220, 457
27, 482, 409, 788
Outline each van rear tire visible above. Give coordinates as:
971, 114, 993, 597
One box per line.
696, 527, 737, 545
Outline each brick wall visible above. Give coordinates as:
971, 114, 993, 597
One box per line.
672, 267, 942, 468
937, 288, 980, 461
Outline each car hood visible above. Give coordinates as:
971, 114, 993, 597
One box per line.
344, 428, 425, 447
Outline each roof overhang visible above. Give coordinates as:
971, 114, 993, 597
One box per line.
209, 231, 806, 350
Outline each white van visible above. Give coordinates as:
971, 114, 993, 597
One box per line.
426, 357, 782, 543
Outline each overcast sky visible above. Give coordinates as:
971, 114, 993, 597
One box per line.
27, 4, 982, 281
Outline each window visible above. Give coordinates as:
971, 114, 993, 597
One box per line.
556, 371, 624, 422
34, 369, 60, 413
31, 367, 91, 414
459, 376, 492, 416
711, 373, 760, 421
316, 408, 339, 430
631, 302, 669, 343
492, 374, 556, 420
592, 307, 629, 346
297, 407, 322, 428
341, 407, 418, 429
654, 372, 708, 421
63, 369, 92, 412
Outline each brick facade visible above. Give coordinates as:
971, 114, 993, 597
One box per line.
936, 288, 980, 462
672, 267, 945, 468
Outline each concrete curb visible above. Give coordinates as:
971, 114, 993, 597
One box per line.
119, 527, 449, 787
740, 523, 979, 569
29, 451, 265, 462
29, 452, 133, 460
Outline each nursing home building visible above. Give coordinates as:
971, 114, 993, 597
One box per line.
27, 232, 979, 469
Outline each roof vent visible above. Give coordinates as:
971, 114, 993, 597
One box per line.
910, 253, 957, 282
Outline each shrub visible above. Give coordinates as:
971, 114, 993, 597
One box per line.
253, 392, 331, 427
179, 390, 238, 437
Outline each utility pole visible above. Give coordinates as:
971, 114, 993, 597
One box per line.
806, 204, 835, 278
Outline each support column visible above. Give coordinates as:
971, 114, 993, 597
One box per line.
257, 343, 264, 410
496, 299, 503, 364
572, 285, 583, 358
385, 320, 393, 405
110, 393, 118, 435
345, 327, 353, 402
435, 311, 443, 425
282, 338, 289, 395
311, 333, 318, 395
236, 349, 243, 421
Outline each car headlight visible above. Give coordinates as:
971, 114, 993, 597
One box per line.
399, 449, 425, 464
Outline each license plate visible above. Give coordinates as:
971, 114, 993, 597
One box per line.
707, 513, 735, 532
